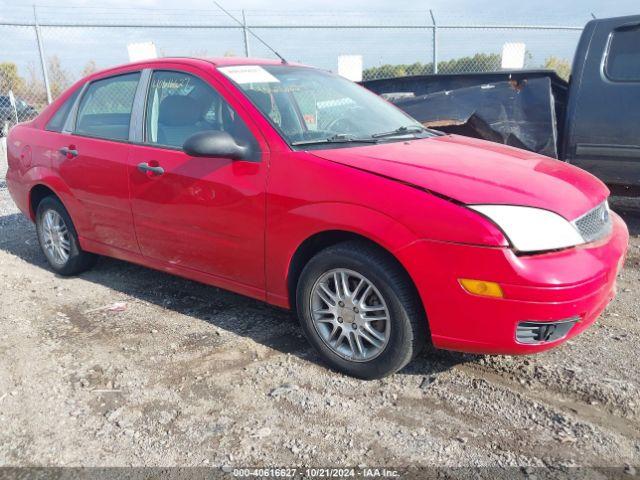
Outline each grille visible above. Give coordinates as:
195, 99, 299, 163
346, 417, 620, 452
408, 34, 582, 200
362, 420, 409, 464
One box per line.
573, 201, 612, 243
516, 318, 579, 344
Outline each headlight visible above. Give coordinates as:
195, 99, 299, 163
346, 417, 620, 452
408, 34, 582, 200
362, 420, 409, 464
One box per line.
469, 205, 584, 253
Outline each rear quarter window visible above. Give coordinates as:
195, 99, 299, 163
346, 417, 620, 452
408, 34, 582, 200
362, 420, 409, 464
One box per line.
605, 25, 640, 82
45, 87, 81, 132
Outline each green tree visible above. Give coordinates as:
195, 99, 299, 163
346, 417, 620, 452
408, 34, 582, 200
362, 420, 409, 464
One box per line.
363, 53, 503, 80
25, 63, 48, 107
543, 56, 571, 81
82, 60, 98, 77
363, 62, 431, 80
437, 53, 502, 74
47, 55, 73, 99
0, 62, 26, 94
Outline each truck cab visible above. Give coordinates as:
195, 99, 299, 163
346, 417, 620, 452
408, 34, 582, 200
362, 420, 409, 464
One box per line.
562, 15, 640, 194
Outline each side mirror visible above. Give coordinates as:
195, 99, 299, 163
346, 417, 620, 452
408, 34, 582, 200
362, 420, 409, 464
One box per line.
183, 130, 249, 160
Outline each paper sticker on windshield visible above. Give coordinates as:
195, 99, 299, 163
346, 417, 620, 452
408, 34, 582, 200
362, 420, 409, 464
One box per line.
218, 65, 280, 84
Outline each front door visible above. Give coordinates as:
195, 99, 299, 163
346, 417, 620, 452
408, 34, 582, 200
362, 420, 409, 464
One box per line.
128, 68, 268, 293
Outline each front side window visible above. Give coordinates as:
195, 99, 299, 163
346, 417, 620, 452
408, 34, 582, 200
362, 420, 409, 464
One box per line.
75, 72, 140, 141
606, 25, 640, 82
219, 65, 434, 147
144, 70, 257, 152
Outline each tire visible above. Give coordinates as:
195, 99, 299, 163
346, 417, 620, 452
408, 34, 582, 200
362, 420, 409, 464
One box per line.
296, 241, 427, 379
35, 196, 97, 276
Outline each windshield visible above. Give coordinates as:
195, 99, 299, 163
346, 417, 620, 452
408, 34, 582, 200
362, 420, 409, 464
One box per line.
218, 65, 434, 147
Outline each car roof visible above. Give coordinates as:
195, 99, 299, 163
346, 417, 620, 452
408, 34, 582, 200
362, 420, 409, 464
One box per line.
146, 57, 296, 67
209, 57, 299, 67
89, 57, 308, 79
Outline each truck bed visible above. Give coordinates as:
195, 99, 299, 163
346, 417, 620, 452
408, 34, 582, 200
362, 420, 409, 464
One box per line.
362, 70, 569, 159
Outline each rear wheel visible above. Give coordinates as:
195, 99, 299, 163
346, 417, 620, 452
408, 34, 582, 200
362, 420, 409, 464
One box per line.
296, 241, 427, 379
35, 196, 97, 276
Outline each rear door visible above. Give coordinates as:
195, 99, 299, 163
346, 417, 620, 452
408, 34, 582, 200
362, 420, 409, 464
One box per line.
127, 66, 268, 295
565, 16, 640, 191
57, 71, 141, 252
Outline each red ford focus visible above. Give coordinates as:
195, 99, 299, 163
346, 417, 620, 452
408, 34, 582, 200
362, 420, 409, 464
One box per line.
5, 58, 628, 378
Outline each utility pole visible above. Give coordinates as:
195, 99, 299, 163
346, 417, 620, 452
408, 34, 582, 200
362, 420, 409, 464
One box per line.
33, 5, 52, 104
429, 9, 438, 74
242, 10, 251, 57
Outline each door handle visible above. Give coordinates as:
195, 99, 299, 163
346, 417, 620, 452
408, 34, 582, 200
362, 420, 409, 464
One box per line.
137, 162, 165, 175
59, 147, 78, 158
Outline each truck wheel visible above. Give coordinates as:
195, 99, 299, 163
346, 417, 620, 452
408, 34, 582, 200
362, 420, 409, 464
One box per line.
35, 196, 97, 276
296, 241, 427, 379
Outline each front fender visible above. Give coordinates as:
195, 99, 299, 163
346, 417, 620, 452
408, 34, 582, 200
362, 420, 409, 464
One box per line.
286, 201, 418, 250
265, 201, 419, 307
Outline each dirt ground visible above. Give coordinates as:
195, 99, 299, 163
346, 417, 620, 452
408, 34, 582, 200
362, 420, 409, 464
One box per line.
0, 145, 639, 470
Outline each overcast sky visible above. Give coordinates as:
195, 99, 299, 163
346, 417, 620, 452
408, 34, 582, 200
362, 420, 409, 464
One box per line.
1, 0, 638, 24
1, 0, 639, 91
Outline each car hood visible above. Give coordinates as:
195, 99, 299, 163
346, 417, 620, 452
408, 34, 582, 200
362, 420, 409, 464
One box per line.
309, 134, 609, 220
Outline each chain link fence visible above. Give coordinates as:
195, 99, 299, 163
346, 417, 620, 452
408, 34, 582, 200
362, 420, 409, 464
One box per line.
1, 10, 584, 134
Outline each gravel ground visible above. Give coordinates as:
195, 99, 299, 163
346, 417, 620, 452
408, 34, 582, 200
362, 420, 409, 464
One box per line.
0, 142, 639, 470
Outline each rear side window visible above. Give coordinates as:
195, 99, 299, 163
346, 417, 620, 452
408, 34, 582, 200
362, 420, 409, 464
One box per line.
75, 72, 140, 141
46, 87, 81, 132
606, 25, 640, 82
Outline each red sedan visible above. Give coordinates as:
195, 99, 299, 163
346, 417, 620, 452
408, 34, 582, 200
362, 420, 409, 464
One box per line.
5, 58, 629, 379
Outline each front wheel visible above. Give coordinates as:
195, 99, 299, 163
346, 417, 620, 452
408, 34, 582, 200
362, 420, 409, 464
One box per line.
296, 241, 427, 379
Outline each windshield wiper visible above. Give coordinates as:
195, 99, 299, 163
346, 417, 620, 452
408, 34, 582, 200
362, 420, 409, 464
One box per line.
371, 125, 426, 139
291, 134, 379, 146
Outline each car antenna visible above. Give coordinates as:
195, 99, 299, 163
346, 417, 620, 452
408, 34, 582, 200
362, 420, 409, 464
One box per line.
212, 1, 288, 64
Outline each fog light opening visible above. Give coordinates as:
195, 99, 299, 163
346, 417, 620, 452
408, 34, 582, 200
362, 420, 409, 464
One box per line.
516, 317, 580, 345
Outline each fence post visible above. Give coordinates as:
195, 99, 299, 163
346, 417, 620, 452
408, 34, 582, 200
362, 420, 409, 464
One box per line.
429, 10, 438, 74
242, 10, 251, 57
33, 5, 52, 104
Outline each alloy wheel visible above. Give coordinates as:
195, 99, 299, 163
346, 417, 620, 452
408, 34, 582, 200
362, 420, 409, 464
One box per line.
41, 209, 71, 266
309, 268, 390, 362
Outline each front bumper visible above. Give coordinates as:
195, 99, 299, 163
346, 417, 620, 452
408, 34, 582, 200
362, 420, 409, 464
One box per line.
396, 212, 629, 355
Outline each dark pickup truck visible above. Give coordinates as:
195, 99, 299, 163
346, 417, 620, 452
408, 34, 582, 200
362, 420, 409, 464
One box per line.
363, 15, 640, 195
